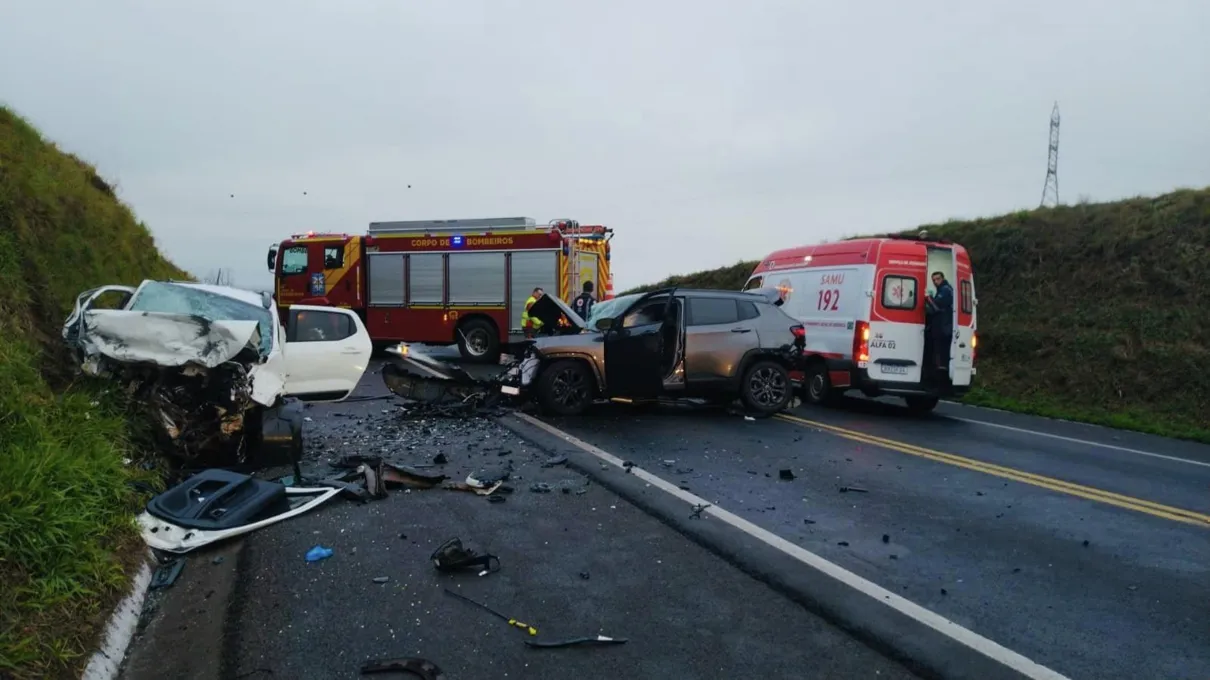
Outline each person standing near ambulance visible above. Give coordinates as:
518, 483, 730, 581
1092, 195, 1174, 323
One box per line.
571, 281, 596, 320
521, 287, 545, 339
925, 272, 955, 372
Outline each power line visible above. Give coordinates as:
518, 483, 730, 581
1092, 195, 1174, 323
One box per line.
1039, 102, 1060, 208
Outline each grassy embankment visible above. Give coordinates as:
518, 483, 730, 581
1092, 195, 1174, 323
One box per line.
627, 188, 1210, 443
0, 106, 191, 679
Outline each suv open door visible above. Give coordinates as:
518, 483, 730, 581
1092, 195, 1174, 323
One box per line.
602, 292, 675, 399
282, 305, 373, 401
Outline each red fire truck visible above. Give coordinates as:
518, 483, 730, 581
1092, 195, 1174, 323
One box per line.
266, 217, 614, 362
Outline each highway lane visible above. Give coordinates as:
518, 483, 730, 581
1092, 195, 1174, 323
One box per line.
540, 398, 1210, 680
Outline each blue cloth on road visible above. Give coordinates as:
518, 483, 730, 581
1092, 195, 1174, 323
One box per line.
305, 545, 334, 562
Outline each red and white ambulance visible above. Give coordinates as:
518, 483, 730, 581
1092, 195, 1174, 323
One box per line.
743, 235, 977, 412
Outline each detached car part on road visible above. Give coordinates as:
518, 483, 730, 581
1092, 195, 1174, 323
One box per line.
62, 280, 373, 464
495, 287, 807, 416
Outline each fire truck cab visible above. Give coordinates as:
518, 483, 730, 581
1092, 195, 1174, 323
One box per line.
267, 217, 613, 362
744, 235, 977, 413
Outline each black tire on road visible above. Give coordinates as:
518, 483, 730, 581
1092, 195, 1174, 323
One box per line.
457, 318, 500, 363
740, 360, 793, 415
904, 395, 940, 414
536, 360, 595, 416
802, 361, 835, 406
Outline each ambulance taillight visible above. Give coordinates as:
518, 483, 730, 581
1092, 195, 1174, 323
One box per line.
971, 333, 978, 365
853, 321, 870, 366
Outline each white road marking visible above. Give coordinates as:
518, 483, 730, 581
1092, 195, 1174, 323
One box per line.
515, 412, 1071, 680
945, 416, 1210, 469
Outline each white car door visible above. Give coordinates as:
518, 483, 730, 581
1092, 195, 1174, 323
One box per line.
282, 305, 372, 401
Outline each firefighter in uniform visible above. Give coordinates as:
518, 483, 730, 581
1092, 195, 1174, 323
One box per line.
521, 287, 545, 339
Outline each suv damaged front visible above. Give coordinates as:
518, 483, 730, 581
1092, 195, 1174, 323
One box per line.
497, 293, 595, 396
62, 281, 280, 464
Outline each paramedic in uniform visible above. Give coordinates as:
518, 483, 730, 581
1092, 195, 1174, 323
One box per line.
521, 287, 545, 339
925, 272, 955, 374
571, 281, 596, 320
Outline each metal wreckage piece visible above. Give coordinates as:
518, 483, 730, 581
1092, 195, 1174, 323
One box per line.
381, 344, 524, 417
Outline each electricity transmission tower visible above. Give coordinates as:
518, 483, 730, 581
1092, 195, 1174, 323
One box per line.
1039, 102, 1060, 208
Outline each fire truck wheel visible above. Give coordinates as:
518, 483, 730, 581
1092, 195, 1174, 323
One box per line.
904, 395, 940, 414
457, 319, 500, 363
536, 360, 595, 416
740, 360, 792, 415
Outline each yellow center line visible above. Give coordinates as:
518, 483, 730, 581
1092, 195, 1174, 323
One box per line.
774, 413, 1210, 529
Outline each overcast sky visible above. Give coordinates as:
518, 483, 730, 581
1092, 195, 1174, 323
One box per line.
2, 0, 1208, 292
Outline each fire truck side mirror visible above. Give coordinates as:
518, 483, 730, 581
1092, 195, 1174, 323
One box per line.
267, 245, 279, 272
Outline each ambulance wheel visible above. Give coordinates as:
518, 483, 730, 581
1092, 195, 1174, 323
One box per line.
904, 395, 940, 414
802, 362, 835, 406
457, 319, 499, 363
740, 360, 792, 415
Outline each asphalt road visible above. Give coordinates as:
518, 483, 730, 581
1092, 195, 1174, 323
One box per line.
219, 362, 915, 680
539, 392, 1210, 680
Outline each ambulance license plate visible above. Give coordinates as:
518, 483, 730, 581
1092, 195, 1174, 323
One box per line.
880, 364, 909, 375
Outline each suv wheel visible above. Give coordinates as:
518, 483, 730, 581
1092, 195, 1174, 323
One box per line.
740, 360, 792, 415
537, 360, 595, 416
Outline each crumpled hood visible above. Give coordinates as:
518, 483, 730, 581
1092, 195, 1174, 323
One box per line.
76, 309, 262, 370
526, 294, 588, 331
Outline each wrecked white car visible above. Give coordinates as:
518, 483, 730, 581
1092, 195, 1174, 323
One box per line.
62, 280, 373, 464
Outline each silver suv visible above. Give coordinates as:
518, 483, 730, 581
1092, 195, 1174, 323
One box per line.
505, 287, 807, 416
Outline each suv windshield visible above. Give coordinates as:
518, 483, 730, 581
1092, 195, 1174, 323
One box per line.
127, 282, 274, 357
586, 293, 643, 327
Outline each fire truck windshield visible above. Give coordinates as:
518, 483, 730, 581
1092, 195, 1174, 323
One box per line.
127, 281, 275, 357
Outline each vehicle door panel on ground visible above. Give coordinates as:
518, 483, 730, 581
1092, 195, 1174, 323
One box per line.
283, 306, 372, 401
870, 271, 925, 384
604, 294, 671, 398
684, 296, 760, 387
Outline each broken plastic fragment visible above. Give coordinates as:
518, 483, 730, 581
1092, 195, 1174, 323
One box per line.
306, 545, 334, 562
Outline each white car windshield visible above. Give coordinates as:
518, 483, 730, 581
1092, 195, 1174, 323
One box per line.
126, 282, 274, 357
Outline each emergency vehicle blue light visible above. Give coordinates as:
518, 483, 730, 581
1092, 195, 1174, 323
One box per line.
451, 235, 464, 248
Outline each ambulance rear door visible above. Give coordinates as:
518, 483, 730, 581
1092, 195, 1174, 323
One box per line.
950, 259, 975, 387
869, 258, 927, 385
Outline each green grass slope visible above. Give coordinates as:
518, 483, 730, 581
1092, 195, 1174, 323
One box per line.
0, 106, 191, 679
626, 188, 1210, 442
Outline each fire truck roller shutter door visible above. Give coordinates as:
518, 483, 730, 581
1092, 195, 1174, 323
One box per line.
510, 251, 559, 333
408, 253, 444, 305
448, 252, 506, 305
367, 253, 405, 305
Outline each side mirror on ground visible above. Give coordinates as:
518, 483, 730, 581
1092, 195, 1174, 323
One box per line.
595, 317, 614, 332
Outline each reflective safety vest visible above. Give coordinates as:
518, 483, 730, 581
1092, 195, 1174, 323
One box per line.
521, 295, 544, 330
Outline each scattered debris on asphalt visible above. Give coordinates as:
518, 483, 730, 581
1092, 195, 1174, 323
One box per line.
689, 503, 711, 519
442, 588, 537, 636
837, 541, 850, 547
803, 518, 817, 525
839, 485, 868, 493
372, 576, 389, 584
360, 657, 445, 679
524, 635, 629, 648
212, 556, 226, 565
431, 537, 500, 575
779, 469, 795, 480
150, 558, 185, 590
433, 453, 449, 465
882, 534, 890, 543
541, 455, 568, 468
305, 545, 334, 562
